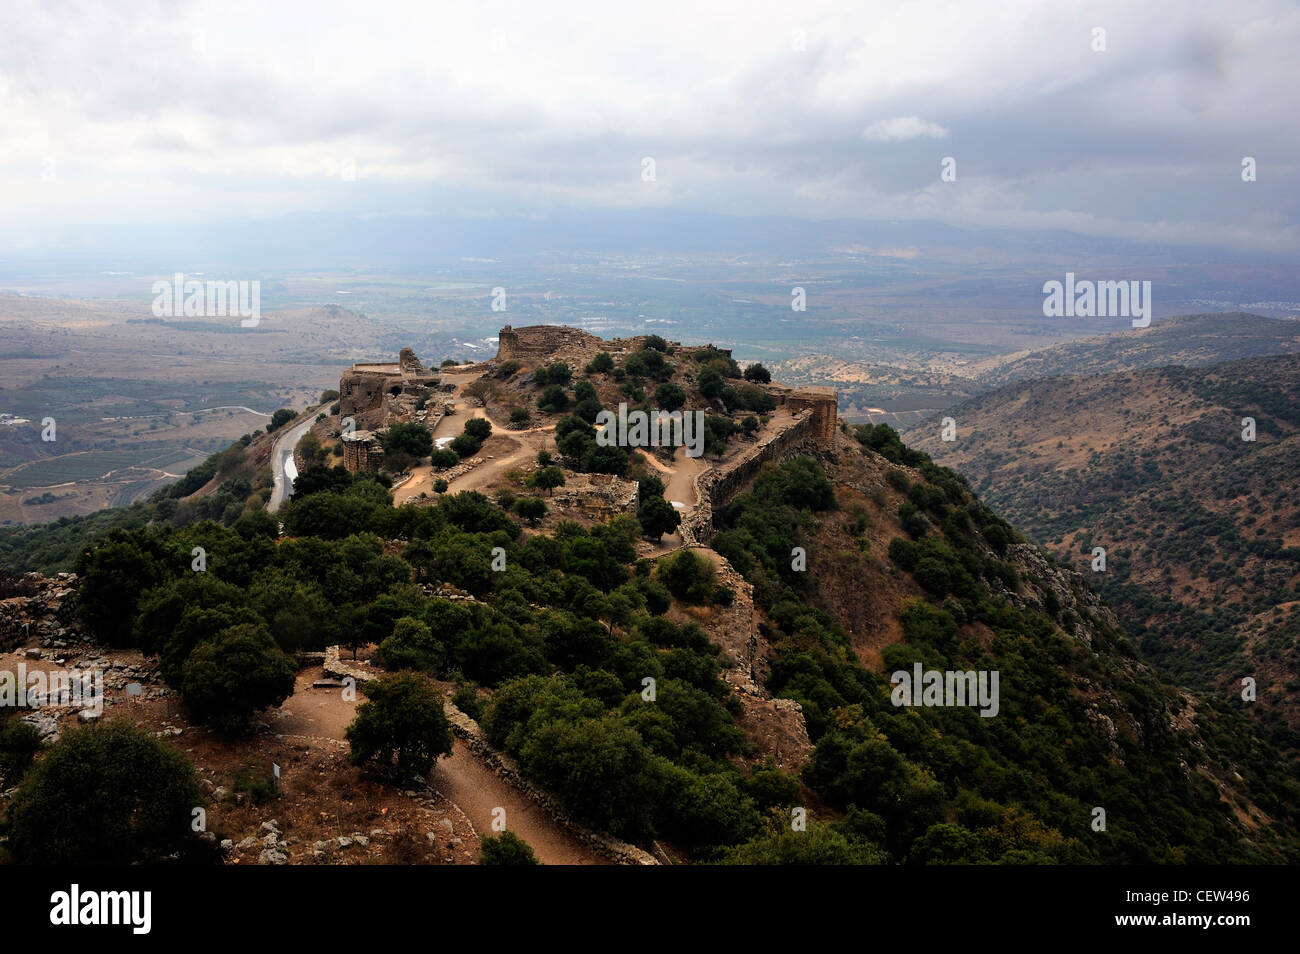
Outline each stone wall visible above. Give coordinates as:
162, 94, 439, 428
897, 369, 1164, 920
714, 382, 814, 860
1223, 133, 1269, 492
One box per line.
0, 572, 82, 651
341, 430, 384, 473
496, 325, 602, 363
786, 387, 839, 450
680, 411, 822, 546
546, 473, 640, 522
338, 348, 438, 423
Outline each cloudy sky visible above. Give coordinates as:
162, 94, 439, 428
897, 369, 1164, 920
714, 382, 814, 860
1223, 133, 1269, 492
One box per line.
1, 0, 1296, 254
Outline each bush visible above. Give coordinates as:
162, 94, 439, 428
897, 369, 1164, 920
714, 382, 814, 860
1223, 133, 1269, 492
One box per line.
180, 622, 297, 734
538, 385, 570, 413
743, 363, 771, 383
6, 720, 204, 864
528, 466, 566, 496
658, 549, 717, 603
698, 367, 725, 399
434, 479, 448, 494
479, 830, 541, 865
453, 685, 486, 723
431, 448, 460, 469
637, 494, 681, 541
464, 418, 492, 441
267, 408, 296, 433
382, 422, 433, 459
449, 433, 482, 458
0, 718, 43, 782
514, 496, 547, 525
534, 362, 572, 387
655, 382, 686, 411
509, 407, 530, 425
378, 616, 445, 672
346, 671, 454, 778
585, 352, 614, 374
497, 360, 521, 378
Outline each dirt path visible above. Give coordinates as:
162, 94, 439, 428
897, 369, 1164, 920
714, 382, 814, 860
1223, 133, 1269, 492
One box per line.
273, 669, 606, 865
641, 445, 708, 554
394, 393, 557, 505
429, 742, 610, 865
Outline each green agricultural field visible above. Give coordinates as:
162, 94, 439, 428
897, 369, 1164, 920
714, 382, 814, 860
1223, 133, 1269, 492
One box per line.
0, 449, 171, 488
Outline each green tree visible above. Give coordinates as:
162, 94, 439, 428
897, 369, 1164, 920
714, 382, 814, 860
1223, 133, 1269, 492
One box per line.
267, 408, 297, 432
585, 352, 614, 374
538, 385, 570, 413
6, 721, 205, 864
742, 363, 771, 383
638, 494, 681, 541
514, 496, 548, 525
655, 382, 686, 411
529, 465, 566, 496
180, 623, 297, 733
379, 616, 445, 672
346, 671, 455, 778
383, 422, 434, 459
698, 367, 725, 399
657, 548, 716, 603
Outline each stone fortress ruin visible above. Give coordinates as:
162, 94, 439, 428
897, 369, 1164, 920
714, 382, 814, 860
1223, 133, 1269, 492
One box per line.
337, 348, 444, 473
338, 348, 440, 429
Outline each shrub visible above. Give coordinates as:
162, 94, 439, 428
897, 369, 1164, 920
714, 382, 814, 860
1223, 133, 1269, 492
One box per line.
0, 718, 43, 782
658, 549, 717, 603
431, 448, 460, 468
538, 385, 570, 413
267, 408, 296, 433
743, 363, 771, 383
585, 352, 614, 374
655, 382, 686, 411
497, 360, 521, 378
383, 422, 434, 459
479, 830, 540, 865
378, 616, 445, 672
180, 622, 297, 734
6, 721, 204, 864
514, 496, 548, 525
346, 671, 454, 778
509, 407, 530, 424
464, 418, 492, 441
449, 433, 482, 458
637, 494, 681, 541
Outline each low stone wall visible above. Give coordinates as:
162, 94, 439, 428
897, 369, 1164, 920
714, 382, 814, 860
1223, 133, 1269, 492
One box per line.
0, 572, 82, 651
322, 646, 380, 684
547, 473, 640, 522
443, 703, 659, 866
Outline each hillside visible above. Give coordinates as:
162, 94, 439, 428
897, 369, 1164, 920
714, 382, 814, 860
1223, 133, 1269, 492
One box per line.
4, 332, 1298, 866
971, 313, 1300, 390
905, 353, 1300, 752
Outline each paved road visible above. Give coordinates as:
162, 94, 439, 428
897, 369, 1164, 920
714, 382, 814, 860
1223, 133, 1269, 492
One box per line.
268, 407, 326, 512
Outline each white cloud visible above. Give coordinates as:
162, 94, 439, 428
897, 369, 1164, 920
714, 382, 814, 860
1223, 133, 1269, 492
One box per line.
860, 117, 949, 142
